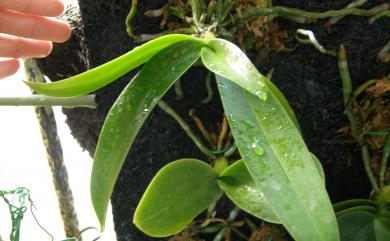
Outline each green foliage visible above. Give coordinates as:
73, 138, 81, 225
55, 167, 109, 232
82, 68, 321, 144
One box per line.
90, 40, 204, 229
134, 159, 223, 237
218, 160, 280, 223
24, 34, 201, 97
27, 34, 340, 240
217, 75, 338, 241
335, 199, 390, 241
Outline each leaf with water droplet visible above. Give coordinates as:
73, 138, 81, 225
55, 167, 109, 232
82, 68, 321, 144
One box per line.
217, 75, 339, 241
25, 34, 203, 97
201, 38, 266, 97
134, 159, 222, 237
91, 40, 203, 230
218, 160, 280, 223
201, 39, 301, 132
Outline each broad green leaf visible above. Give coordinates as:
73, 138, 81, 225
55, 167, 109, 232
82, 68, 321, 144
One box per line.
218, 159, 280, 223
25, 34, 203, 97
134, 159, 223, 237
218, 155, 324, 224
217, 75, 339, 241
338, 211, 375, 241
201, 38, 300, 131
91, 40, 203, 230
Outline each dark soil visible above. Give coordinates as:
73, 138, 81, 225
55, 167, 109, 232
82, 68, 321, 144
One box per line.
37, 0, 390, 240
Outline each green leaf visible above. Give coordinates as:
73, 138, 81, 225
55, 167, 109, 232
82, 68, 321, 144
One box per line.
201, 38, 300, 131
218, 155, 324, 224
90, 40, 203, 230
217, 75, 339, 241
334, 199, 377, 213
338, 211, 376, 241
134, 159, 223, 237
25, 34, 202, 97
218, 159, 280, 223
201, 39, 266, 97
336, 209, 390, 241
336, 206, 377, 218
374, 212, 390, 241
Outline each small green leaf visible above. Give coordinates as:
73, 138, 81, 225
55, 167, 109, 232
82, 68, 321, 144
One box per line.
91, 40, 203, 230
201, 38, 266, 97
338, 211, 376, 241
218, 160, 280, 223
217, 75, 339, 241
134, 159, 223, 237
218, 155, 325, 223
25, 34, 203, 97
201, 38, 300, 132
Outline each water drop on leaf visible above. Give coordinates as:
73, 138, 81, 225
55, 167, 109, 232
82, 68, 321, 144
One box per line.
256, 90, 267, 101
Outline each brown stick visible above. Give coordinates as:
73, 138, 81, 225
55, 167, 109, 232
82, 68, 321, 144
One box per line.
24, 59, 82, 239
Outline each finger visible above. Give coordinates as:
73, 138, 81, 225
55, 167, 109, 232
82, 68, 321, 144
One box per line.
0, 58, 20, 79
0, 0, 64, 17
0, 34, 53, 58
0, 8, 71, 43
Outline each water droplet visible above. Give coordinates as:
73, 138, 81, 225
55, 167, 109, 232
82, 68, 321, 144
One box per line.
251, 143, 264, 156
229, 55, 239, 63
256, 90, 267, 101
258, 81, 265, 89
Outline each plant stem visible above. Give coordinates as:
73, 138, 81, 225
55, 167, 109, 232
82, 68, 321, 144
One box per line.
338, 45, 380, 193
202, 71, 214, 103
126, 0, 140, 40
222, 4, 390, 26
158, 100, 216, 159
326, 0, 368, 26
379, 135, 390, 188
0, 95, 96, 108
189, 109, 216, 148
223, 143, 237, 157
217, 115, 228, 150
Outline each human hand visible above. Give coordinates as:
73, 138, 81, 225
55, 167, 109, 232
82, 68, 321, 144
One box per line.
0, 0, 71, 79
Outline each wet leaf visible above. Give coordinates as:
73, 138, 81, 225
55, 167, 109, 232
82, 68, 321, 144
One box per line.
218, 159, 280, 223
218, 155, 325, 224
201, 38, 300, 132
91, 40, 203, 230
134, 159, 223, 237
25, 34, 202, 97
217, 74, 339, 241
